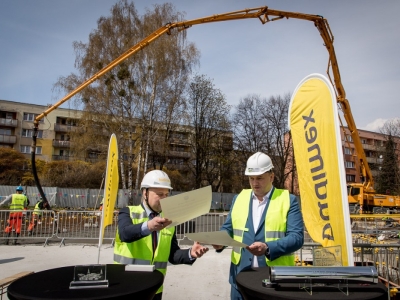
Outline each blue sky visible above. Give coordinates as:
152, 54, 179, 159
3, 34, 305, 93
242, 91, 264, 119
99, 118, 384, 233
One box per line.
1, 1, 399, 132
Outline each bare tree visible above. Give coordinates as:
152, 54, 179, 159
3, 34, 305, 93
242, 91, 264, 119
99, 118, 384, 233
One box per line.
231, 94, 269, 189
380, 118, 400, 137
55, 1, 199, 199
185, 74, 231, 190
261, 93, 293, 188
232, 93, 294, 189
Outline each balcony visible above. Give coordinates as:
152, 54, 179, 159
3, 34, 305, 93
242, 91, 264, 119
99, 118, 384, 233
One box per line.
366, 157, 383, 164
0, 134, 17, 144
54, 124, 78, 133
169, 137, 190, 145
0, 118, 17, 127
53, 140, 71, 148
168, 150, 191, 158
52, 155, 73, 161
166, 163, 188, 171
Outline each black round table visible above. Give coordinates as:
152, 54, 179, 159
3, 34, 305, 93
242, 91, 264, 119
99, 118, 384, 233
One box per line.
236, 268, 388, 300
7, 264, 163, 300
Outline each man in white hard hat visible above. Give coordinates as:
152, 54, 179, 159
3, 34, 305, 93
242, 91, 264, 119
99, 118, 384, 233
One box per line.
114, 170, 209, 300
213, 152, 304, 300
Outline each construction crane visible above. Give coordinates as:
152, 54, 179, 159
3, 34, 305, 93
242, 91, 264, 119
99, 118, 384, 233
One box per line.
30, 6, 395, 212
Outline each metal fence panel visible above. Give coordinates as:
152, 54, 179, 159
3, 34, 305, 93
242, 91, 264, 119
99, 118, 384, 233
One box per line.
55, 210, 118, 240
1, 185, 238, 211
0, 210, 54, 241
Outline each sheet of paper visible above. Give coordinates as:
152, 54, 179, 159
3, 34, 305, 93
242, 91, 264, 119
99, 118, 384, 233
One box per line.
161, 186, 212, 228
186, 231, 248, 248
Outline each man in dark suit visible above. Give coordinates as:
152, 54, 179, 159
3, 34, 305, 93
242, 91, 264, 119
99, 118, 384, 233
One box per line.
114, 170, 208, 300
213, 152, 304, 299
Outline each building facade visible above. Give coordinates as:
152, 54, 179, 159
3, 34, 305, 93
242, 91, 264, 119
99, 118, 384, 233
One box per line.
0, 99, 81, 162
0, 99, 232, 177
341, 127, 400, 183
284, 127, 400, 195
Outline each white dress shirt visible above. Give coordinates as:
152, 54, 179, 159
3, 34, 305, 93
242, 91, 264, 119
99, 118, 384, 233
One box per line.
251, 188, 272, 268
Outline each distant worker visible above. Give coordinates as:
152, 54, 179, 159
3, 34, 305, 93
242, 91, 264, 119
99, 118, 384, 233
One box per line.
99, 199, 103, 211
114, 170, 209, 299
27, 197, 50, 236
0, 186, 29, 245
212, 152, 304, 299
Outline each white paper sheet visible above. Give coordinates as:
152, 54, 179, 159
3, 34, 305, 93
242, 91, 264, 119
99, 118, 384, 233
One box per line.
186, 231, 248, 248
161, 186, 212, 228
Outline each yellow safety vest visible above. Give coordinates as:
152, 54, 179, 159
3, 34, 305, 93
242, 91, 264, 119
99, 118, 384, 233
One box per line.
10, 194, 28, 212
113, 205, 174, 294
33, 201, 43, 216
231, 188, 295, 266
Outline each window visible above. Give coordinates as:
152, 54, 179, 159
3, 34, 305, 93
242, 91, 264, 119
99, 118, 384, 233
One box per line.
21, 145, 41, 154
361, 139, 367, 144
0, 128, 11, 135
344, 147, 352, 155
60, 134, 70, 141
88, 152, 99, 159
59, 150, 69, 157
23, 113, 44, 123
345, 161, 355, 168
346, 135, 353, 142
346, 175, 356, 182
22, 129, 43, 138
173, 146, 185, 152
170, 158, 184, 165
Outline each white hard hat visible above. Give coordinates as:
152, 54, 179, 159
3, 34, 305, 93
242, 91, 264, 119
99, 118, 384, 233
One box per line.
140, 170, 173, 190
245, 152, 274, 175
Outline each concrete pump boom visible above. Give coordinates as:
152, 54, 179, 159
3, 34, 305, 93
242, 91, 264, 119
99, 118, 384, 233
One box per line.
31, 6, 373, 203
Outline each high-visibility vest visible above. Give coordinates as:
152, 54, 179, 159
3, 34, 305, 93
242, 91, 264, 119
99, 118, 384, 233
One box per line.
33, 201, 43, 216
9, 194, 28, 212
113, 205, 174, 294
231, 188, 295, 266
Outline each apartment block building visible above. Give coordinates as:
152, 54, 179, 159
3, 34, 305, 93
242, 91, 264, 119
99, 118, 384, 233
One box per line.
0, 100, 204, 171
0, 99, 82, 162
284, 127, 400, 195
341, 127, 400, 183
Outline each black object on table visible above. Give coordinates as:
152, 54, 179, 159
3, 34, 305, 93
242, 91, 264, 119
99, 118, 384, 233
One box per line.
8, 264, 163, 300
236, 268, 388, 300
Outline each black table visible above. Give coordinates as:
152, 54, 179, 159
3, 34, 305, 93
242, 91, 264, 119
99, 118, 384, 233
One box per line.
236, 268, 388, 300
8, 264, 163, 300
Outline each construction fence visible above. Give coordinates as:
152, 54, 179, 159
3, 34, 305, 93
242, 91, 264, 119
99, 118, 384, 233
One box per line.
0, 185, 236, 210
0, 209, 228, 246
2, 210, 400, 287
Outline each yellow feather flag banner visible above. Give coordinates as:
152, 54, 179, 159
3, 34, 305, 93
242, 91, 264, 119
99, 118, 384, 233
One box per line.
288, 74, 353, 266
98, 134, 119, 253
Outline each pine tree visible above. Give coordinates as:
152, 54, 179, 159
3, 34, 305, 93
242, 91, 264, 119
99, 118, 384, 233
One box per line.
376, 135, 400, 195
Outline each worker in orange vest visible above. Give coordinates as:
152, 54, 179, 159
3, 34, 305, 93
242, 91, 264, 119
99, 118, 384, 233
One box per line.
0, 186, 29, 245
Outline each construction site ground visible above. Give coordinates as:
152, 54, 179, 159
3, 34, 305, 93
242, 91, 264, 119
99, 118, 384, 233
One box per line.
0, 240, 231, 300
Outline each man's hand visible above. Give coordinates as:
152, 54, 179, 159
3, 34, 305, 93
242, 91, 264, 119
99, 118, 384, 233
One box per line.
148, 217, 172, 232
190, 242, 209, 258
246, 242, 268, 256
212, 244, 224, 250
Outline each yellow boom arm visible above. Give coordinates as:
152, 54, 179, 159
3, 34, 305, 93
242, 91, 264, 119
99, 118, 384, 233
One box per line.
32, 6, 373, 202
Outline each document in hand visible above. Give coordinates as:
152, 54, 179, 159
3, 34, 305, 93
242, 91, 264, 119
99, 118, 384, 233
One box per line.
161, 186, 212, 228
186, 231, 248, 248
